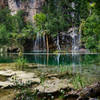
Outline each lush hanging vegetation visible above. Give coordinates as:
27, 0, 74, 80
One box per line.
0, 0, 100, 52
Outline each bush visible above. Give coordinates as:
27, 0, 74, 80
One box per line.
15, 57, 27, 68
82, 13, 100, 52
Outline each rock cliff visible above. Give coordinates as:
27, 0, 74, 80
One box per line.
1, 0, 45, 22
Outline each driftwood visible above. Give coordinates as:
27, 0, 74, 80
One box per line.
64, 82, 100, 100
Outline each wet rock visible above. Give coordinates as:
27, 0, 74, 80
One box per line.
0, 70, 15, 77
79, 48, 90, 53
8, 71, 40, 84
35, 77, 73, 93
0, 81, 14, 88
0, 70, 40, 88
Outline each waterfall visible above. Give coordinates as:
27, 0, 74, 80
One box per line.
56, 53, 60, 65
71, 27, 79, 53
71, 2, 80, 53
70, 2, 81, 72
34, 32, 40, 52
33, 32, 46, 52
43, 35, 46, 51
71, 2, 75, 18
57, 35, 61, 50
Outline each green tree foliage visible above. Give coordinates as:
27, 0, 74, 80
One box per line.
82, 13, 100, 52
34, 0, 69, 37
0, 24, 9, 45
0, 0, 100, 52
0, 8, 32, 51
0, 7, 10, 25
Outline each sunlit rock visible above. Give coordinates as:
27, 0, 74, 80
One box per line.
0, 70, 40, 88
35, 77, 73, 93
9, 71, 40, 84
0, 70, 15, 77
0, 81, 14, 88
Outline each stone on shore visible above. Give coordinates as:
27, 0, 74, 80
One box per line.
0, 70, 40, 88
35, 77, 73, 93
0, 70, 15, 77
0, 81, 14, 88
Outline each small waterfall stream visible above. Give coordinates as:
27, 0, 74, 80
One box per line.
71, 2, 81, 72
33, 32, 46, 52
57, 35, 61, 50
56, 53, 60, 65
71, 27, 79, 53
43, 35, 46, 50
34, 32, 40, 52
71, 2, 79, 53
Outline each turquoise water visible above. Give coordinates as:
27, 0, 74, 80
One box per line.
0, 53, 100, 66
0, 53, 100, 97
0, 53, 100, 77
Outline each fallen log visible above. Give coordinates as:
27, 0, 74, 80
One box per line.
77, 82, 100, 100
64, 82, 100, 100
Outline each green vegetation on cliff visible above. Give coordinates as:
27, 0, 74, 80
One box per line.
0, 0, 100, 52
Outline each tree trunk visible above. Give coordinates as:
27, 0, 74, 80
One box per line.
46, 35, 49, 53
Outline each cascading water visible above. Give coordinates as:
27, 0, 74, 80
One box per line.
33, 32, 46, 52
57, 35, 61, 50
43, 35, 46, 50
34, 32, 40, 52
70, 2, 81, 54
71, 27, 79, 53
56, 53, 60, 65
71, 2, 81, 72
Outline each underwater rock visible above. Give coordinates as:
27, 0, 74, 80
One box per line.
35, 77, 73, 94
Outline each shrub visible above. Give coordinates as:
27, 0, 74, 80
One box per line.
15, 57, 27, 68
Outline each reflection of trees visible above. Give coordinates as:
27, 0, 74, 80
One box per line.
81, 54, 100, 65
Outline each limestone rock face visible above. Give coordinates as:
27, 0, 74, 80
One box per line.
8, 0, 19, 15
8, 0, 45, 21
0, 0, 8, 8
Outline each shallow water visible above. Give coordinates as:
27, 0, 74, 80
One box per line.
0, 53, 100, 76
0, 53, 100, 100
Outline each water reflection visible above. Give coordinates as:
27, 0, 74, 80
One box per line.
0, 53, 100, 66
0, 53, 100, 80
72, 54, 82, 73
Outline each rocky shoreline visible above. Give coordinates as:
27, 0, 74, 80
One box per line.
0, 69, 100, 100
